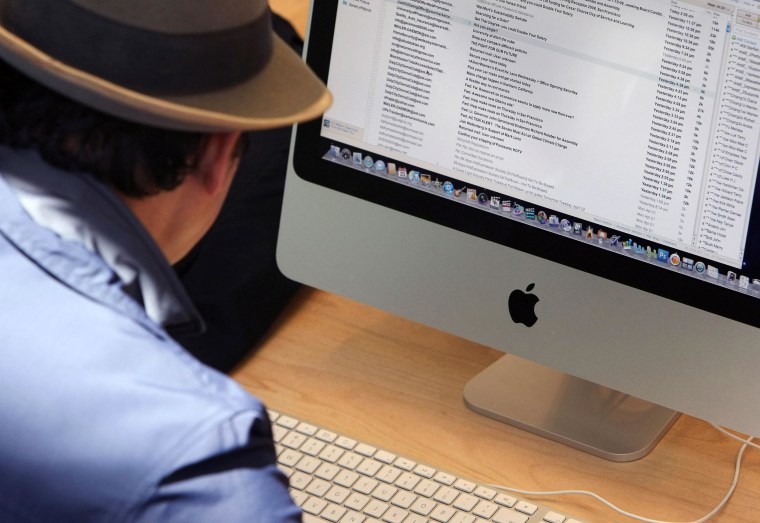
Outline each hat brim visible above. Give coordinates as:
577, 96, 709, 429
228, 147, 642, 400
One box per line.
0, 18, 332, 132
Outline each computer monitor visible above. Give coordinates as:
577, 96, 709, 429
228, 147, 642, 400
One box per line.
277, 0, 760, 461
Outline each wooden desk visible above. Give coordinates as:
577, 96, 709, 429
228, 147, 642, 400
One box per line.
233, 288, 760, 523
270, 0, 310, 37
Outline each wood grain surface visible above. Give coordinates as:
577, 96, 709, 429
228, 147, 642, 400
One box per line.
233, 288, 760, 522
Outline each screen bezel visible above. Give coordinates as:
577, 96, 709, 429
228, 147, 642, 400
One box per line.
292, 0, 760, 329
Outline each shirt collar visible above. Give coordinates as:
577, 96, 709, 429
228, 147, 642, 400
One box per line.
0, 146, 204, 336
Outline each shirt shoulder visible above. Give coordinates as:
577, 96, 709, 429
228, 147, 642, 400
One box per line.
0, 195, 297, 521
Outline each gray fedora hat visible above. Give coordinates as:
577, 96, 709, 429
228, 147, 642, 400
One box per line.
0, 0, 332, 131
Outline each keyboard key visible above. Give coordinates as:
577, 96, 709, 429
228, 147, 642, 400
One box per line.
297, 422, 318, 436
334, 470, 360, 488
430, 504, 456, 522
515, 500, 538, 515
335, 436, 357, 450
381, 506, 408, 523
354, 477, 380, 495
316, 429, 338, 443
453, 479, 476, 493
290, 490, 308, 507
282, 432, 308, 449
357, 459, 383, 477
432, 486, 459, 505
320, 445, 346, 463
376, 465, 402, 484
301, 438, 326, 456
433, 471, 456, 486
302, 497, 328, 515
315, 462, 341, 481
363, 499, 389, 518
494, 493, 518, 508
325, 485, 351, 505
289, 471, 312, 491
472, 500, 498, 519
276, 415, 299, 429
543, 511, 566, 523
278, 448, 303, 468
414, 478, 440, 498
272, 424, 288, 442
394, 457, 416, 471
473, 486, 497, 500
409, 497, 437, 516
492, 508, 529, 523
390, 490, 416, 509
450, 514, 476, 523
355, 443, 377, 457
296, 456, 321, 474
375, 450, 396, 464
305, 478, 331, 497
395, 472, 421, 491
339, 510, 365, 523
413, 464, 436, 478
371, 484, 398, 502
338, 452, 363, 470
344, 493, 370, 512
321, 503, 348, 522
453, 493, 478, 512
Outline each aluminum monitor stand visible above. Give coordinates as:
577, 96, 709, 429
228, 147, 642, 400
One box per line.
464, 354, 680, 462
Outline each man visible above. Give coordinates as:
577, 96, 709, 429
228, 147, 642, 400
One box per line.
174, 14, 312, 373
0, 0, 331, 521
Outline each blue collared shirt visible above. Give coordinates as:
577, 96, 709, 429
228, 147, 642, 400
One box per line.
0, 148, 301, 522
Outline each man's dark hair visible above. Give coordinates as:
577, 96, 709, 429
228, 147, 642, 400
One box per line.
0, 60, 209, 198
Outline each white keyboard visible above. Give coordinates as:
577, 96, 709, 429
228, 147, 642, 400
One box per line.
269, 410, 585, 523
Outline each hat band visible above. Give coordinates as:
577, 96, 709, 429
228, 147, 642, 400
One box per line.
1, 0, 273, 95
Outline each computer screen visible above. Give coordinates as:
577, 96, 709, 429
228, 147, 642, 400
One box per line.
277, 0, 760, 459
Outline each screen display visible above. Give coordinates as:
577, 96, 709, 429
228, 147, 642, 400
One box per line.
295, 0, 760, 325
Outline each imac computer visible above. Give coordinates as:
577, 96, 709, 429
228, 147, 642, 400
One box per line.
277, 0, 760, 461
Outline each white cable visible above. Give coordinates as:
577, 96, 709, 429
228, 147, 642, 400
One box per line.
488, 430, 754, 523
710, 424, 760, 451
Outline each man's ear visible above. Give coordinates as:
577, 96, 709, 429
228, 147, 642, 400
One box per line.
195, 131, 243, 195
